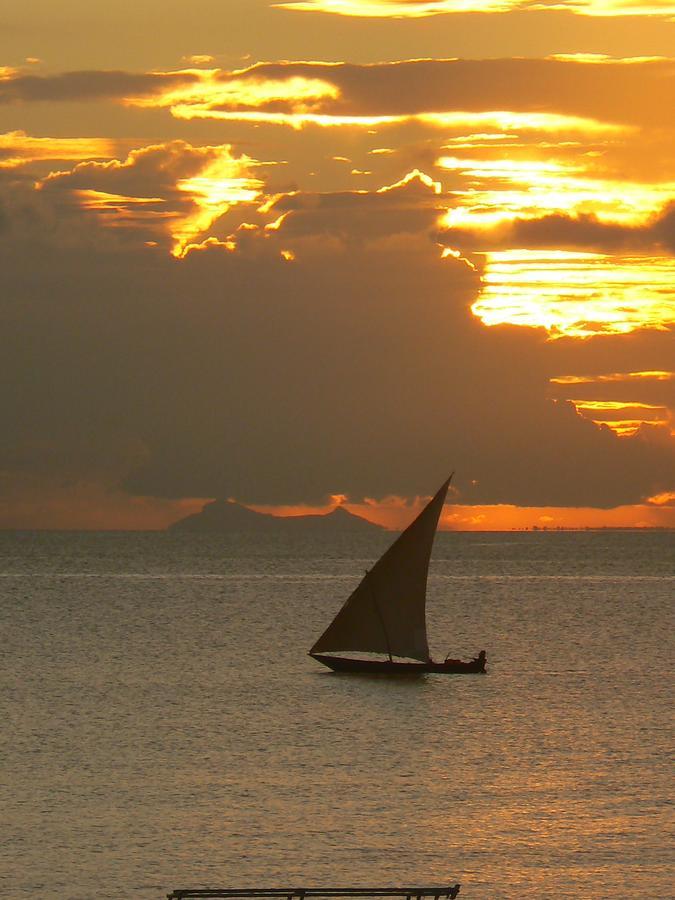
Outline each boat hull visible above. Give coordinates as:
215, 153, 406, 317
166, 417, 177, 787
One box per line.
311, 653, 485, 674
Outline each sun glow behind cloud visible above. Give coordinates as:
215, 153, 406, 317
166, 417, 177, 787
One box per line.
120, 65, 640, 134
173, 156, 262, 256
127, 69, 341, 120
439, 156, 674, 228
275, 0, 675, 18
472, 250, 675, 337
424, 113, 622, 134
117, 63, 675, 346
436, 137, 675, 337
550, 371, 675, 384
275, 0, 512, 14
35, 142, 263, 256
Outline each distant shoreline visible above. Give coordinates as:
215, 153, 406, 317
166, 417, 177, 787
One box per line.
1, 526, 673, 534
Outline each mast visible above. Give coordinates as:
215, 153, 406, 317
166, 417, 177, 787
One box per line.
367, 575, 393, 663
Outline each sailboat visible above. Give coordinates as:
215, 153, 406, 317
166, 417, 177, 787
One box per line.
309, 476, 486, 674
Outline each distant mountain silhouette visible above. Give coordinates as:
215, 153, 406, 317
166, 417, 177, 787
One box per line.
168, 500, 384, 533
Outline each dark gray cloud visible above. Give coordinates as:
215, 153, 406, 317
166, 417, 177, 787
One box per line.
27, 140, 261, 253
206, 58, 675, 127
0, 69, 196, 104
1, 173, 673, 512
262, 171, 445, 240
439, 204, 675, 255
653, 203, 675, 252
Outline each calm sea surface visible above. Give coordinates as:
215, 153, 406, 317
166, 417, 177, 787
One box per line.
1, 530, 673, 899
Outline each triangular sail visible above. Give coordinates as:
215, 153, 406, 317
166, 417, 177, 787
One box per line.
310, 476, 452, 662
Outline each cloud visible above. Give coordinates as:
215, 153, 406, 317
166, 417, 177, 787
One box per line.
12, 127, 673, 343
259, 169, 445, 240
653, 203, 675, 252
467, 249, 675, 338
0, 68, 196, 104
276, 0, 514, 15
443, 204, 675, 254
0, 131, 116, 168
0, 429, 198, 529
437, 205, 675, 339
1, 171, 673, 518
143, 57, 675, 129
549, 369, 675, 437
35, 140, 262, 255
275, 0, 675, 19
5, 58, 674, 130
646, 490, 675, 506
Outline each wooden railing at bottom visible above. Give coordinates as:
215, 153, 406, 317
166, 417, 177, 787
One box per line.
167, 887, 461, 900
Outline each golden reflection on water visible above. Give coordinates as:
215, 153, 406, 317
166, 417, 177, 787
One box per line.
3, 532, 673, 897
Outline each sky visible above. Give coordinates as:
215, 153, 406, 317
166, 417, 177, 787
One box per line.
1, 0, 674, 530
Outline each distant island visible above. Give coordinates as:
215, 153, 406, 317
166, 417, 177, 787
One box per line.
168, 499, 384, 533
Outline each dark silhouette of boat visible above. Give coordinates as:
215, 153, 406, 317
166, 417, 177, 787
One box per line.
311, 653, 485, 674
309, 476, 486, 675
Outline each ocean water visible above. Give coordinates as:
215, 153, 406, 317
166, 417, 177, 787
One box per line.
1, 529, 673, 899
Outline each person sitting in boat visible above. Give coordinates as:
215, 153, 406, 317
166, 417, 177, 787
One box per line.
473, 650, 487, 669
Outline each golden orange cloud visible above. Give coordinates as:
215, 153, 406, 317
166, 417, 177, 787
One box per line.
566, 400, 671, 436
132, 67, 631, 132
223, 160, 675, 344
127, 67, 341, 123
126, 63, 671, 350
472, 250, 675, 337
276, 0, 675, 18
30, 135, 674, 345
7, 59, 672, 137
438, 156, 674, 229
183, 54, 215, 65
112, 57, 675, 134
550, 371, 675, 384
276, 0, 511, 14
0, 131, 116, 168
648, 491, 675, 505
549, 370, 675, 437
71, 189, 176, 237
37, 141, 262, 256
173, 154, 262, 256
